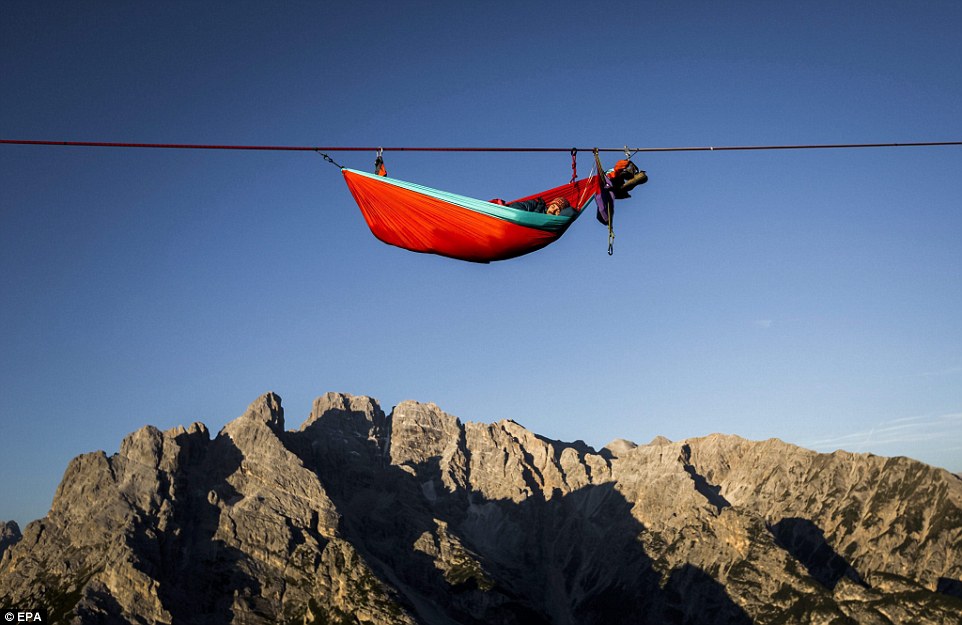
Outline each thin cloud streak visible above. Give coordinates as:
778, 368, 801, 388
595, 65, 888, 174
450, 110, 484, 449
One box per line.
804, 412, 962, 453
909, 365, 962, 378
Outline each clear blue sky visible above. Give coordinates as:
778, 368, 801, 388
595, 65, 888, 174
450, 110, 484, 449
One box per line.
2, 1, 960, 527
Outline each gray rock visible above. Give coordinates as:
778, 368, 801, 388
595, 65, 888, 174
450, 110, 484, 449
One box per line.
604, 438, 640, 457
0, 520, 21, 560
1, 392, 960, 624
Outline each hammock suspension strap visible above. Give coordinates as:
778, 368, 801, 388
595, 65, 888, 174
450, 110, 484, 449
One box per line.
594, 148, 615, 255
315, 149, 344, 170
570, 148, 578, 184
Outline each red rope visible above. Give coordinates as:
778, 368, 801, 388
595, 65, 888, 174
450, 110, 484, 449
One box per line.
1, 139, 960, 153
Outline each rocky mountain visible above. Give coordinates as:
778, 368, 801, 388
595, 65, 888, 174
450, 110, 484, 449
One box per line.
2, 392, 960, 624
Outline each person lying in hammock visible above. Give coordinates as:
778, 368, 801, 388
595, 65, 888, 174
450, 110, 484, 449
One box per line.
491, 196, 576, 217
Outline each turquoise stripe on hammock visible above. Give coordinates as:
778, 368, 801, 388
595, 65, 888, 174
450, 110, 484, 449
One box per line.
343, 169, 583, 233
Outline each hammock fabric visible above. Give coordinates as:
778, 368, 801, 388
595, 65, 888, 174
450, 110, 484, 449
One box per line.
342, 168, 601, 263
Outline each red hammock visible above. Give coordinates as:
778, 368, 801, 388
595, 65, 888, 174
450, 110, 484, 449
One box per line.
343, 169, 600, 263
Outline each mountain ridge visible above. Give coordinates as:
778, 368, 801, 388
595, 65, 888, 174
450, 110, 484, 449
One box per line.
2, 391, 960, 624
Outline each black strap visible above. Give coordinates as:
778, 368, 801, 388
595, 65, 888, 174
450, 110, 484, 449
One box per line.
594, 148, 614, 255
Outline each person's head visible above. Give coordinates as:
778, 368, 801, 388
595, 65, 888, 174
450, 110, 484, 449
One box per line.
546, 197, 571, 215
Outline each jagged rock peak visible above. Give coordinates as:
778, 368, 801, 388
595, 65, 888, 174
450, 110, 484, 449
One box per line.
118, 424, 166, 468
299, 391, 384, 433
239, 391, 284, 433
605, 438, 640, 457
497, 418, 535, 439
647, 435, 671, 446
390, 399, 463, 467
165, 421, 210, 438
116, 419, 212, 475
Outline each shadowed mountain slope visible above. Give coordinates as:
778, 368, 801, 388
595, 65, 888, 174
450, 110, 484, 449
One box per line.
2, 392, 960, 624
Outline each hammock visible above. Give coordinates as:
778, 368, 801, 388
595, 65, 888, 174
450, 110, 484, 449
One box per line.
342, 168, 601, 263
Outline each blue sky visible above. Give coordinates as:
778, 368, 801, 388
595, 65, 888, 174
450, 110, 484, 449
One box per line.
2, 1, 960, 527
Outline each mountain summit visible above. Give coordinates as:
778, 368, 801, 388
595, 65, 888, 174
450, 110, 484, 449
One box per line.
2, 392, 960, 624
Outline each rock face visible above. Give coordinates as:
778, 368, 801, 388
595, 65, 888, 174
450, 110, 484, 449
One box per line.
2, 392, 961, 624
0, 521, 20, 559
